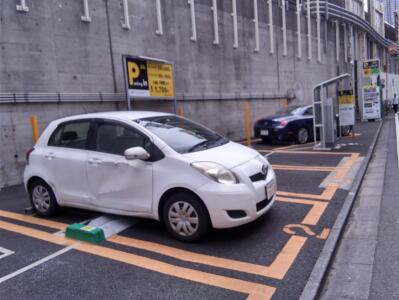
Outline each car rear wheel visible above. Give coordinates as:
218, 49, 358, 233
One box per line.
297, 128, 309, 144
29, 179, 59, 217
341, 126, 351, 136
162, 192, 210, 242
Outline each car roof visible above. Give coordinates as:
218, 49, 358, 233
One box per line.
53, 111, 173, 123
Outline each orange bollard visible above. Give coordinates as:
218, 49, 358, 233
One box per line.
177, 106, 185, 117
244, 102, 251, 147
30, 115, 39, 144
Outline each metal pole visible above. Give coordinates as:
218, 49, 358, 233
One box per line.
122, 55, 131, 111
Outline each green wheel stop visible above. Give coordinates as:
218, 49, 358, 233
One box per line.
65, 223, 105, 244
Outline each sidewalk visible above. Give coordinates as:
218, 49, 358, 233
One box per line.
321, 115, 399, 299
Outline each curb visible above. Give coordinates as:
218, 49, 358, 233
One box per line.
299, 120, 384, 300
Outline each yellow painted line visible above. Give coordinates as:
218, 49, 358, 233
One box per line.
261, 235, 307, 280
316, 228, 330, 240
334, 153, 360, 180
272, 164, 336, 172
277, 185, 338, 201
0, 220, 73, 246
0, 209, 305, 281
0, 220, 275, 300
276, 197, 328, 225
0, 210, 67, 231
110, 234, 306, 280
258, 149, 356, 156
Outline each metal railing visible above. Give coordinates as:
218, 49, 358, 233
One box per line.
0, 92, 126, 104
0, 91, 288, 104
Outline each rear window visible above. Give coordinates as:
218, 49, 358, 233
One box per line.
48, 121, 90, 150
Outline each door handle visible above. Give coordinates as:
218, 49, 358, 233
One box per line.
45, 153, 55, 160
88, 158, 102, 165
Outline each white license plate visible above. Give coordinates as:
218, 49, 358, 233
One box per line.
266, 180, 276, 199
260, 129, 269, 136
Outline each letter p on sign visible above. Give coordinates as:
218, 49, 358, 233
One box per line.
128, 62, 140, 86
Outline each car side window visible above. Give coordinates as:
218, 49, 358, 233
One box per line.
304, 107, 313, 116
48, 121, 90, 150
95, 122, 147, 156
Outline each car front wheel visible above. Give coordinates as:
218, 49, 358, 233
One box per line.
29, 179, 59, 217
162, 192, 210, 242
297, 127, 309, 144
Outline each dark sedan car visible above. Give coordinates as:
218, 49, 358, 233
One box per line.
254, 105, 315, 144
254, 105, 351, 144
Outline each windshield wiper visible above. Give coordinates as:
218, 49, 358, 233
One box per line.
187, 140, 212, 153
187, 136, 224, 153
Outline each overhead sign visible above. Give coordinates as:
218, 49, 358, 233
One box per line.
338, 89, 355, 126
123, 56, 175, 99
362, 59, 381, 120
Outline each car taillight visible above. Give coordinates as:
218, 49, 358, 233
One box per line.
26, 148, 35, 165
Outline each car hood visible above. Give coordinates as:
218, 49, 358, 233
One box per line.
183, 141, 260, 169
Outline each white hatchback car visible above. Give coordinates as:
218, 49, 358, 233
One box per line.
24, 111, 277, 241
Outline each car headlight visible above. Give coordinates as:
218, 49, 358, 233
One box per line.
191, 162, 238, 184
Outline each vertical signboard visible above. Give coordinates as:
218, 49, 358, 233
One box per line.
338, 89, 355, 126
122, 55, 175, 110
362, 59, 381, 120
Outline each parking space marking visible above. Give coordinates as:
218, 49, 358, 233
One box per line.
272, 165, 336, 172
0, 244, 77, 284
277, 185, 338, 201
0, 209, 306, 281
276, 197, 328, 226
273, 144, 307, 151
0, 247, 14, 260
258, 149, 356, 156
109, 234, 306, 280
0, 210, 67, 231
0, 220, 275, 300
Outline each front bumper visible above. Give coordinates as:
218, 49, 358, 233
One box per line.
196, 166, 277, 229
254, 126, 295, 141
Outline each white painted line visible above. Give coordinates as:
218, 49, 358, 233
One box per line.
395, 114, 399, 169
0, 247, 14, 260
264, 151, 274, 158
0, 243, 78, 284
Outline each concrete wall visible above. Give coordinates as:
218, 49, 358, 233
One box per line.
0, 0, 351, 187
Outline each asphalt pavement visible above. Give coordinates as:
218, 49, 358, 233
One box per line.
0, 121, 380, 300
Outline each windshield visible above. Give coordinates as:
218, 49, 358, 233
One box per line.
136, 115, 229, 154
275, 106, 303, 115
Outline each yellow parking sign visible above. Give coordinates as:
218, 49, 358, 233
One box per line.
123, 55, 175, 99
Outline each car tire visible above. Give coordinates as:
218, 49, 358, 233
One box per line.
341, 126, 351, 136
297, 127, 309, 144
29, 179, 59, 217
162, 191, 210, 242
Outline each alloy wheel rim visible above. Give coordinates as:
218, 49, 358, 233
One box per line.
168, 201, 199, 237
298, 128, 308, 144
32, 185, 51, 212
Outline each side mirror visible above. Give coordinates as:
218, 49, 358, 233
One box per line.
124, 147, 150, 161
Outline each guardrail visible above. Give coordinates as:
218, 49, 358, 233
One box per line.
0, 92, 126, 104
0, 92, 288, 104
